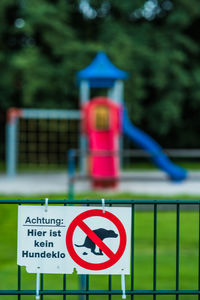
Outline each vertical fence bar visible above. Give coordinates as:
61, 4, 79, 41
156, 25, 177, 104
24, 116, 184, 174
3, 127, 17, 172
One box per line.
40, 273, 43, 300
80, 275, 86, 300
18, 266, 21, 300
86, 275, 89, 300
108, 275, 112, 300
18, 202, 21, 300
131, 204, 135, 300
85, 201, 90, 300
199, 204, 200, 300
63, 274, 66, 300
153, 204, 157, 300
63, 202, 67, 300
108, 202, 112, 300
40, 202, 44, 300
176, 204, 180, 300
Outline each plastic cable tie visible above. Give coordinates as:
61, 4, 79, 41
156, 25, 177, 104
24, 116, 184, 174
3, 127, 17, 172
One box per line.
101, 198, 105, 213
45, 198, 48, 212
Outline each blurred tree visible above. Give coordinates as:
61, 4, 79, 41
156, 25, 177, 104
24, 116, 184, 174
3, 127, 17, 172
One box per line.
75, 0, 200, 147
12, 0, 97, 109
0, 0, 23, 109
0, 0, 200, 147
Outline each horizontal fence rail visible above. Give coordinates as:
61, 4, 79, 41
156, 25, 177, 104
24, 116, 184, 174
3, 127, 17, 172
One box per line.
1, 199, 200, 299
69, 148, 200, 158
121, 149, 200, 158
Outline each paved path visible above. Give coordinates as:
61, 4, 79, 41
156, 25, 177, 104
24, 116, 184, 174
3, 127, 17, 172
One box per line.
0, 171, 200, 196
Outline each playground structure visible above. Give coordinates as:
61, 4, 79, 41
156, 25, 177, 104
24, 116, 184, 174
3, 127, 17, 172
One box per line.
82, 97, 121, 188
6, 51, 187, 183
78, 51, 187, 185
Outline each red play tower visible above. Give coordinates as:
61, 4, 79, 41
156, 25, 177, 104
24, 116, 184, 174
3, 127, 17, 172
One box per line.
82, 97, 121, 188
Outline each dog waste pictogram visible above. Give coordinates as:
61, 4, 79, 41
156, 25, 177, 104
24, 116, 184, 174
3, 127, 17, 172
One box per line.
66, 209, 130, 272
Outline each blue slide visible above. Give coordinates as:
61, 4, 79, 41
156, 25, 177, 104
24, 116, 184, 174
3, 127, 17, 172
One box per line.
122, 107, 187, 181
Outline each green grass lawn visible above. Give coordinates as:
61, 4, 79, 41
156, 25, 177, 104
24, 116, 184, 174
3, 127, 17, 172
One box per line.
0, 193, 200, 300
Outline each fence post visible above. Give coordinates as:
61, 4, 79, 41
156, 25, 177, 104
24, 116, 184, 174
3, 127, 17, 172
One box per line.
79, 80, 89, 175
67, 149, 76, 201
6, 108, 22, 177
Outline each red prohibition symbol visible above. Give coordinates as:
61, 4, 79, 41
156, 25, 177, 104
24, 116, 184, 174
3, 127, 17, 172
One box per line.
66, 209, 127, 271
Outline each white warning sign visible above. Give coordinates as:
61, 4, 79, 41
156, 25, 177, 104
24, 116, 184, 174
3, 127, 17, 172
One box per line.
17, 205, 131, 274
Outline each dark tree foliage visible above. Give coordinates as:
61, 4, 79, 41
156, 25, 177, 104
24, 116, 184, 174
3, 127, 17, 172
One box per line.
1, 0, 200, 147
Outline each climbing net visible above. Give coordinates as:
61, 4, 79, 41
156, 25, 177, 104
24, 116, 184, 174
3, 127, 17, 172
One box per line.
7, 108, 80, 173
18, 118, 79, 168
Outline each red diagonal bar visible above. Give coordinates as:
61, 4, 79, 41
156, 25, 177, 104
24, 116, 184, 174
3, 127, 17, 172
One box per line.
78, 220, 115, 258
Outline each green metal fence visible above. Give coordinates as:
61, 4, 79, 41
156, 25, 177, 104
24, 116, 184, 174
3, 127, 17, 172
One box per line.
1, 199, 200, 299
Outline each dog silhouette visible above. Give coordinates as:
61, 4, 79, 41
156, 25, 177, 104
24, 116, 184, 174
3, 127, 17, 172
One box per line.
75, 228, 118, 255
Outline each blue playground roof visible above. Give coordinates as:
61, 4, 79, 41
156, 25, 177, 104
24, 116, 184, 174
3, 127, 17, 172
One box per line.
77, 51, 128, 88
